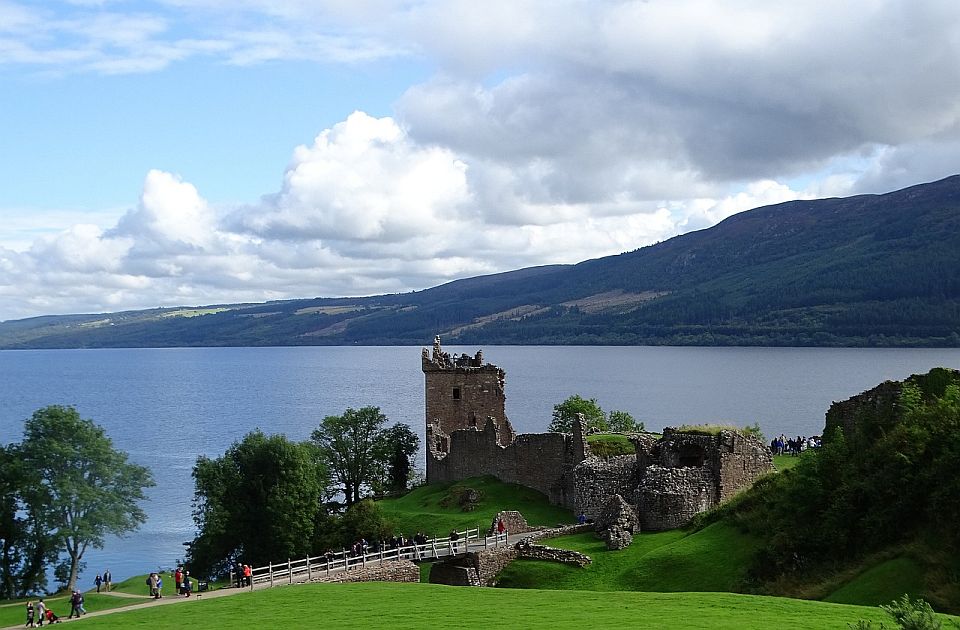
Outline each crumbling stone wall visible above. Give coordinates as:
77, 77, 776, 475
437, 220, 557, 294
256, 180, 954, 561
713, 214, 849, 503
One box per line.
428, 415, 586, 509
310, 560, 419, 584
429, 560, 482, 586
516, 542, 591, 567
488, 510, 538, 536
573, 455, 637, 521
638, 466, 716, 530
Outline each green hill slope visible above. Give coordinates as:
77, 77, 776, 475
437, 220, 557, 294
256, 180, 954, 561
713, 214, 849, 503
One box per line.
377, 475, 574, 536
497, 522, 756, 593
41, 581, 928, 630
690, 367, 960, 612
3, 175, 960, 347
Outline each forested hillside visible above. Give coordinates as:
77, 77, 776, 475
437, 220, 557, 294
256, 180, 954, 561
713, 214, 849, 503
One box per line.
3, 176, 960, 348
695, 368, 960, 612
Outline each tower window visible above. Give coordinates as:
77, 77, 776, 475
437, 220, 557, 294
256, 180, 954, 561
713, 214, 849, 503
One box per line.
453, 387, 461, 400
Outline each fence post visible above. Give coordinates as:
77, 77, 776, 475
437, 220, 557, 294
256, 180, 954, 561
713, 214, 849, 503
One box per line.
307, 555, 312, 581
288, 558, 292, 584
269, 562, 274, 588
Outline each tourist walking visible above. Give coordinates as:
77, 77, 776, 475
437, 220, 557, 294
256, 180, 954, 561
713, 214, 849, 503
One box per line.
103, 569, 112, 592
35, 599, 45, 626
95, 573, 102, 593
68, 591, 81, 618
25, 601, 34, 627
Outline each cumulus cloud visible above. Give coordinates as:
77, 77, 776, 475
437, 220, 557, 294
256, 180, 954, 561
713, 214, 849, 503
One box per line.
231, 112, 470, 244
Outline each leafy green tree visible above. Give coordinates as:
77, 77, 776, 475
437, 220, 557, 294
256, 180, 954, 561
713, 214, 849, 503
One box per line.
17, 406, 154, 592
374, 424, 420, 495
608, 410, 644, 433
0, 443, 56, 598
338, 499, 393, 547
189, 430, 328, 577
548, 395, 608, 433
311, 407, 389, 507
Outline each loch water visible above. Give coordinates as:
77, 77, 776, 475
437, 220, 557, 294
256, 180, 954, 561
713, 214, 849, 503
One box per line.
2, 345, 959, 586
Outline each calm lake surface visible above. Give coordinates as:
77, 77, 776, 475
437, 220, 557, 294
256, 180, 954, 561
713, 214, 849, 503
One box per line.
2, 345, 959, 587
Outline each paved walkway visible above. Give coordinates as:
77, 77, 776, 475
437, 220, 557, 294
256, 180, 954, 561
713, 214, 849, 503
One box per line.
0, 530, 544, 629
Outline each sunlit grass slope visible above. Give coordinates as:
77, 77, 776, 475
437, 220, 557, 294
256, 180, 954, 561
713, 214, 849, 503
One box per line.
0, 593, 140, 627
496, 522, 756, 592
378, 475, 574, 536
60, 582, 915, 630
825, 556, 927, 606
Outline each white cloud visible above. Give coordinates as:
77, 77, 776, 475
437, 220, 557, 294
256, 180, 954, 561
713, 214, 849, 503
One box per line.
4, 1, 960, 320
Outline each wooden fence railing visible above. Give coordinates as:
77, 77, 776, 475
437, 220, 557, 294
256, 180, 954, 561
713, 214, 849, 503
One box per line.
234, 526, 511, 590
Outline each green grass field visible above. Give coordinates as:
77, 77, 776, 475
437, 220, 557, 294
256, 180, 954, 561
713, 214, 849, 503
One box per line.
497, 522, 757, 592
35, 581, 929, 630
378, 475, 574, 536
586, 433, 635, 457
0, 592, 141, 627
825, 556, 926, 606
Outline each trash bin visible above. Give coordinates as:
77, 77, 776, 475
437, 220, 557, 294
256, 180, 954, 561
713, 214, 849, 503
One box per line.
197, 580, 209, 592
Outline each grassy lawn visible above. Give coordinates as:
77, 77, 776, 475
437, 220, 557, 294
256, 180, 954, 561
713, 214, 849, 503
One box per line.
825, 556, 927, 606
378, 475, 574, 536
586, 433, 634, 457
772, 452, 815, 471
50, 581, 926, 629
0, 593, 142, 627
497, 522, 757, 592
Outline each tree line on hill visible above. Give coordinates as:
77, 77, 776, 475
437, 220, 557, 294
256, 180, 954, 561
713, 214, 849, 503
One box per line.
695, 368, 960, 612
187, 406, 419, 578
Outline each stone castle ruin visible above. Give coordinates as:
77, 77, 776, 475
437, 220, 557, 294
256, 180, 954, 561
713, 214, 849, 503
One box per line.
424, 337, 773, 529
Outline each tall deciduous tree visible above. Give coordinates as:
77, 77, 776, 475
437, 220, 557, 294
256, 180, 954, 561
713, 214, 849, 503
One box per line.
608, 410, 644, 433
311, 407, 388, 507
189, 430, 328, 577
17, 406, 154, 592
311, 409, 419, 504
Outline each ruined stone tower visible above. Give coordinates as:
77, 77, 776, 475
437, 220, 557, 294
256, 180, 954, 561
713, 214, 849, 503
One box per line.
422, 336, 516, 481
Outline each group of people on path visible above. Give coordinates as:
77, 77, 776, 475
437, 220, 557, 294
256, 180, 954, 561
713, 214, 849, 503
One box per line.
233, 563, 252, 588
24, 598, 61, 626
145, 566, 197, 599
93, 570, 112, 593
770, 434, 822, 456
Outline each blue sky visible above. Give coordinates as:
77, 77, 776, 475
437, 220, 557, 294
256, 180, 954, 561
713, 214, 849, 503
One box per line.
2, 1, 959, 321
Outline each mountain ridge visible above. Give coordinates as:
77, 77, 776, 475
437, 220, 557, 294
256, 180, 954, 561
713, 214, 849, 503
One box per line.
3, 175, 960, 348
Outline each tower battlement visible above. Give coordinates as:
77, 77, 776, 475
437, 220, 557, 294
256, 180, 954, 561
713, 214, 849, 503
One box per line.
422, 336, 515, 480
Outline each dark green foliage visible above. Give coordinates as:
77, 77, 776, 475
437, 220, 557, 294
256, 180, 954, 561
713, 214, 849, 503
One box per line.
337, 500, 392, 546
608, 410, 644, 433
311, 408, 420, 506
881, 595, 945, 630
189, 430, 328, 577
549, 395, 608, 433
0, 444, 57, 597
13, 406, 154, 593
375, 424, 419, 495
703, 369, 960, 607
5, 176, 960, 348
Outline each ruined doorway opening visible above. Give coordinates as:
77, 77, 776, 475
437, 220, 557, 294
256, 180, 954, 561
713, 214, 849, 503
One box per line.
678, 444, 705, 467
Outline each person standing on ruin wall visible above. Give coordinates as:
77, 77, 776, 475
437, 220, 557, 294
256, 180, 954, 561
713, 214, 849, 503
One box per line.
497, 517, 506, 541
